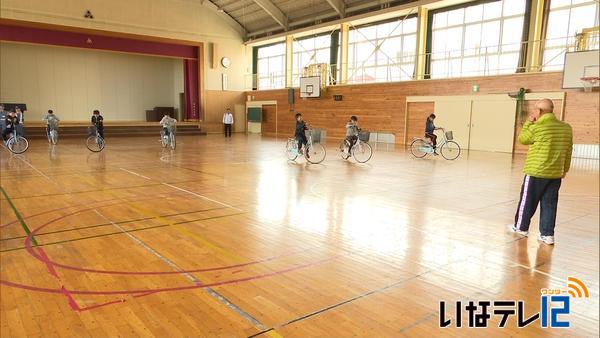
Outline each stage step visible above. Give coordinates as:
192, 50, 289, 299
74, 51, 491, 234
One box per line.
20, 124, 206, 138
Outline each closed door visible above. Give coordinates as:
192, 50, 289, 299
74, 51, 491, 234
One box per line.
234, 104, 245, 132
434, 100, 472, 149
469, 100, 516, 152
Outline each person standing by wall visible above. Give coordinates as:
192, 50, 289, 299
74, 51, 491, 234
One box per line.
0, 105, 6, 132
15, 106, 25, 137
508, 99, 573, 245
223, 108, 233, 138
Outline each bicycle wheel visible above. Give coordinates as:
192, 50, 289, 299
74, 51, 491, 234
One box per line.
86, 135, 105, 152
161, 132, 168, 148
7, 136, 29, 154
170, 133, 176, 150
306, 143, 326, 164
410, 139, 428, 158
50, 130, 58, 145
285, 140, 299, 161
440, 141, 461, 160
339, 140, 351, 160
352, 142, 372, 163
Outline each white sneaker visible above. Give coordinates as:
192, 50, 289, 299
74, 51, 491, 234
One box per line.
538, 234, 555, 245
507, 224, 528, 236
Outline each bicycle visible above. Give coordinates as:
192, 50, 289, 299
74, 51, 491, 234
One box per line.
410, 128, 461, 160
86, 124, 105, 152
339, 131, 373, 163
161, 124, 176, 150
286, 129, 326, 164
47, 121, 59, 145
5, 127, 29, 154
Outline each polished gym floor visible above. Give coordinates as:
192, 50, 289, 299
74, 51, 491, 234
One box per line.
1, 134, 598, 337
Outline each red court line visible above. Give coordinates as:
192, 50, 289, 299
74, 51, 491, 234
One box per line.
0, 256, 336, 296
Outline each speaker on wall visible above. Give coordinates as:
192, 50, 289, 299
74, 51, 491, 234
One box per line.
288, 88, 295, 104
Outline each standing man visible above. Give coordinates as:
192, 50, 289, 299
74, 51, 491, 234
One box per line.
508, 99, 573, 245
223, 108, 233, 138
0, 105, 6, 132
15, 106, 25, 137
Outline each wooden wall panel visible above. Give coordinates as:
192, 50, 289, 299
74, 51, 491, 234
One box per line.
406, 102, 434, 142
203, 90, 246, 131
250, 72, 599, 152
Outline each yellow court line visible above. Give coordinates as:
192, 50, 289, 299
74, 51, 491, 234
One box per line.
266, 329, 285, 338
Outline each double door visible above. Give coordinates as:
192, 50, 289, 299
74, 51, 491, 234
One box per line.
434, 97, 517, 153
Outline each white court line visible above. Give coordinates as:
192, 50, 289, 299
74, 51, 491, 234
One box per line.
119, 168, 151, 180
0, 146, 53, 182
162, 183, 242, 212
93, 209, 200, 284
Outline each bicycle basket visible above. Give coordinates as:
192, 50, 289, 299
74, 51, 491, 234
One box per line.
310, 129, 322, 143
445, 130, 453, 141
358, 131, 370, 142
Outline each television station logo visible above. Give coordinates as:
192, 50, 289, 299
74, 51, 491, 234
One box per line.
439, 276, 590, 329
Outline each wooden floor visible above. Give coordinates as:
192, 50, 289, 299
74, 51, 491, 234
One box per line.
1, 134, 598, 337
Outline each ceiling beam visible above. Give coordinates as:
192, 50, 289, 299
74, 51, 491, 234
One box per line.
325, 0, 346, 18
202, 0, 247, 37
252, 0, 288, 29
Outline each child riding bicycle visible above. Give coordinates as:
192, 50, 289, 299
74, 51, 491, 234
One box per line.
345, 116, 360, 154
425, 113, 439, 155
159, 114, 177, 136
295, 113, 309, 158
43, 109, 60, 138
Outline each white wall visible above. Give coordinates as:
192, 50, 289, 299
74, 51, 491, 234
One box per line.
0, 42, 183, 121
0, 0, 247, 91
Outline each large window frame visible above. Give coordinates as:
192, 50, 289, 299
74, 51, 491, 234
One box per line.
256, 41, 286, 90
542, 0, 600, 71
291, 32, 339, 87
347, 15, 418, 84
426, 0, 528, 78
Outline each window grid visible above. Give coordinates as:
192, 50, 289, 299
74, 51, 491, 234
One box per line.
256, 42, 286, 90
542, 0, 600, 71
292, 34, 338, 87
430, 0, 527, 78
347, 18, 418, 84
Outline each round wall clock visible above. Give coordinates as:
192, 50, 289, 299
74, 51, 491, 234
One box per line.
221, 57, 231, 68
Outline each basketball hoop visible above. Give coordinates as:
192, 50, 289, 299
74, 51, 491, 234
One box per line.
580, 76, 599, 93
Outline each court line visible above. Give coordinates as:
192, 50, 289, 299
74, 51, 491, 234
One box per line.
0, 187, 38, 246
9, 155, 53, 181
88, 211, 275, 333
119, 168, 151, 180
2, 179, 206, 200
162, 183, 243, 212
93, 209, 201, 284
247, 270, 433, 338
0, 211, 246, 253
0, 206, 227, 242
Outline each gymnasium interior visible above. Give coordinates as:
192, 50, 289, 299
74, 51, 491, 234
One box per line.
0, 0, 598, 336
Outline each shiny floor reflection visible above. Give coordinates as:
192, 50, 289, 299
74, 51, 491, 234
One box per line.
0, 135, 598, 337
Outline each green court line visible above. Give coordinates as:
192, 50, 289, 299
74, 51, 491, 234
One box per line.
0, 187, 38, 246
0, 211, 246, 253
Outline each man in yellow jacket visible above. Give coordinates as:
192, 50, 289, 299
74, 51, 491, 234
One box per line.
509, 99, 573, 245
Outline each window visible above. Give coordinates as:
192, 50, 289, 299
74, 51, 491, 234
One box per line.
542, 0, 600, 71
292, 34, 338, 86
348, 17, 417, 83
430, 0, 527, 78
257, 42, 286, 89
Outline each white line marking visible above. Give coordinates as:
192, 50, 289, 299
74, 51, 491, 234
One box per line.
93, 209, 200, 284
162, 183, 242, 212
92, 209, 266, 329
3, 150, 53, 182
119, 168, 151, 180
